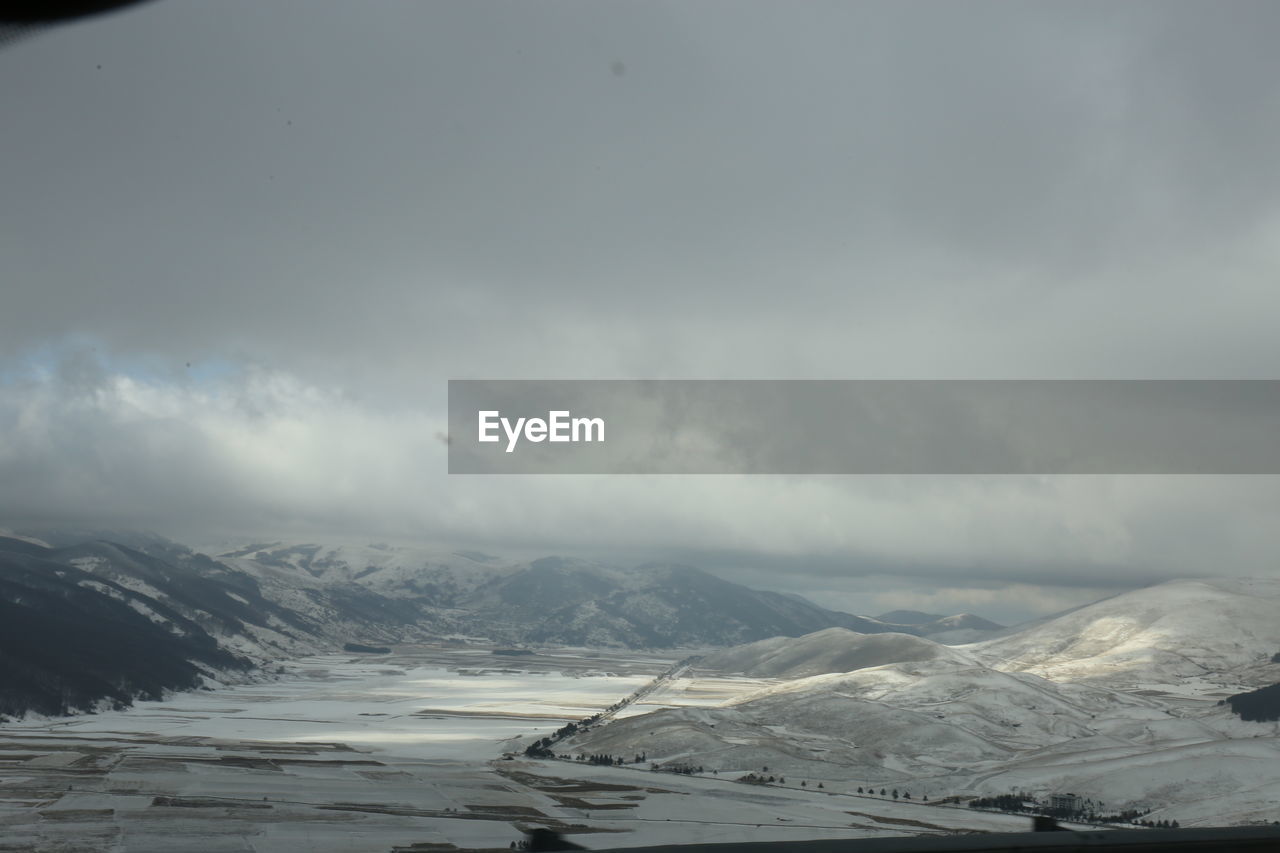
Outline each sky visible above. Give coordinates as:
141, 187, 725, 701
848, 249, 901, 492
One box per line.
3, 0, 1280, 623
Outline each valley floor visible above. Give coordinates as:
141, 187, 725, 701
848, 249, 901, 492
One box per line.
0, 644, 1063, 853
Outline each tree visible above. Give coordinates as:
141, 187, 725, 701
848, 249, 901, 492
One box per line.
880, 788, 887, 796
524, 739, 554, 759
857, 787, 864, 794
892, 789, 899, 800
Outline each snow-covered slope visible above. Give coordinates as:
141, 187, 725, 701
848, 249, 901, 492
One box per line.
9, 530, 1010, 668
210, 544, 1004, 650
213, 540, 517, 604
564, 584, 1280, 826
209, 549, 909, 648
928, 613, 1004, 632
24, 538, 317, 661
876, 610, 1004, 636
459, 560, 908, 648
0, 531, 494, 718
565, 655, 1159, 784
701, 628, 975, 678
0, 537, 255, 717
963, 733, 1280, 828
970, 578, 1280, 685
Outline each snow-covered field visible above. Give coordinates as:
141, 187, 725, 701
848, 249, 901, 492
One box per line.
9, 576, 1280, 851
0, 645, 1047, 853
0, 645, 664, 852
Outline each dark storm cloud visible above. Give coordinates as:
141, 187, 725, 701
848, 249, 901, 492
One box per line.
4, 1, 1280, 619
5, 0, 1280, 379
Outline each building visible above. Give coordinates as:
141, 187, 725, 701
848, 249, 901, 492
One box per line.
1050, 793, 1083, 813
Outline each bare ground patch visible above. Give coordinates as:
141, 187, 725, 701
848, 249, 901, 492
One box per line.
546, 794, 638, 810
494, 766, 680, 796
844, 810, 954, 832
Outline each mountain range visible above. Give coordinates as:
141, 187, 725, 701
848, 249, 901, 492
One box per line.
0, 530, 1002, 717
7, 529, 1280, 825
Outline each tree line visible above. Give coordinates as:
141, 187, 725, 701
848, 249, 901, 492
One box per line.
967, 793, 1178, 827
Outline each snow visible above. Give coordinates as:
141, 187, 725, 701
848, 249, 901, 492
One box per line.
562, 581, 1280, 829
7, 573, 1280, 847
210, 540, 521, 601
701, 628, 974, 678
968, 578, 1280, 685
0, 645, 1090, 851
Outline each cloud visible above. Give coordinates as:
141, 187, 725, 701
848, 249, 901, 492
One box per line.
0, 356, 442, 537
5, 2, 1280, 619
4, 354, 1280, 622
805, 578, 1118, 626
3, 2, 1280, 383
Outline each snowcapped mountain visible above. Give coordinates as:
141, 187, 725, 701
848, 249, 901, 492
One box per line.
60, 534, 442, 649
204, 545, 979, 648
9, 526, 1280, 826
0, 528, 1010, 718
559, 580, 1280, 825
0, 532, 454, 718
212, 539, 516, 604
1, 535, 317, 658
0, 536, 254, 717
10, 529, 1006, 661
700, 627, 975, 678
857, 610, 1005, 645
927, 612, 1004, 632
563, 651, 1160, 784
970, 577, 1280, 686
457, 559, 911, 647
875, 609, 943, 625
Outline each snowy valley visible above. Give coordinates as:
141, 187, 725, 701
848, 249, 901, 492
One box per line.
4, 533, 1280, 851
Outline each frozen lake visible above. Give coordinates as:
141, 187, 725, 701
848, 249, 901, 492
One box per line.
0, 644, 1041, 852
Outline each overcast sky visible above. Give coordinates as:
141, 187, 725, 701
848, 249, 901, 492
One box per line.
4, 1, 1280, 623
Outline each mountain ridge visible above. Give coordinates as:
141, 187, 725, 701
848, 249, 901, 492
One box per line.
0, 529, 1007, 718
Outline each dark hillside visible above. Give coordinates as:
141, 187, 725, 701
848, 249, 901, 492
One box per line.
0, 544, 250, 718
1225, 682, 1280, 723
